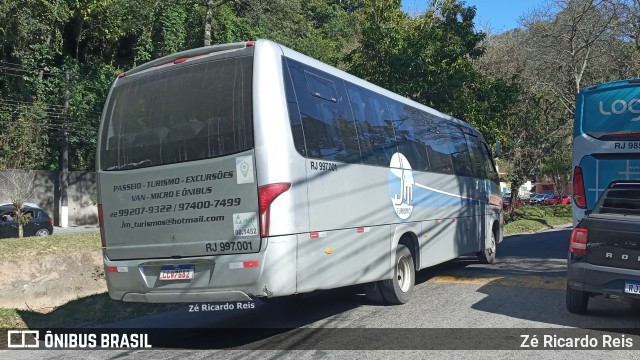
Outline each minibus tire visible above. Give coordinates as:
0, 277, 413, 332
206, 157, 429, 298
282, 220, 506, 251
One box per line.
477, 231, 496, 264
363, 281, 387, 304
381, 245, 414, 304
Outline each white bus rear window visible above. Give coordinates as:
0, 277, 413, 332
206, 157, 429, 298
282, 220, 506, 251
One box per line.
100, 56, 253, 171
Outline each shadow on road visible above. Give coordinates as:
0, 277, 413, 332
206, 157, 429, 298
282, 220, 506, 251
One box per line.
472, 280, 640, 329
469, 228, 640, 329
14, 293, 179, 328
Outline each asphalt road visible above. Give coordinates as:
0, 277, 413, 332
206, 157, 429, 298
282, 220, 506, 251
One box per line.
6, 226, 640, 359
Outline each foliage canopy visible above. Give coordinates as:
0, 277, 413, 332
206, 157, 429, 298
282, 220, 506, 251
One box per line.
0, 0, 637, 181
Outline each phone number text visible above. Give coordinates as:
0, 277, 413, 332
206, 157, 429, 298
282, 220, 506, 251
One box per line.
109, 198, 241, 218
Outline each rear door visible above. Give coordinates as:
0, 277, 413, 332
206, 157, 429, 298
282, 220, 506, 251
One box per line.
23, 209, 44, 236
100, 152, 260, 260
22, 209, 35, 236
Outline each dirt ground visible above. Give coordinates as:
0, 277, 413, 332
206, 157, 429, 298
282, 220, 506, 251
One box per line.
0, 251, 106, 310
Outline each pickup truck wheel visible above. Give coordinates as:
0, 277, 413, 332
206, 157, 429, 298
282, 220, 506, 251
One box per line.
566, 284, 589, 314
380, 245, 415, 305
477, 231, 496, 264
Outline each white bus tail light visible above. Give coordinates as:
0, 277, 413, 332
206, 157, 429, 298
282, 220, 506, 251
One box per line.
569, 227, 588, 255
258, 183, 291, 238
573, 166, 587, 209
98, 204, 106, 247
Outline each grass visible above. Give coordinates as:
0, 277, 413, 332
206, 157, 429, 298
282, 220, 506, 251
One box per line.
0, 231, 176, 328
0, 308, 26, 328
0, 232, 102, 261
503, 204, 572, 236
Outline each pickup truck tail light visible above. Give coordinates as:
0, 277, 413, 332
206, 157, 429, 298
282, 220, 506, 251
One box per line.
573, 166, 587, 209
569, 227, 588, 255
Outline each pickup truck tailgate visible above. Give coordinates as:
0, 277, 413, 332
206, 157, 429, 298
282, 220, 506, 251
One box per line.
587, 216, 640, 271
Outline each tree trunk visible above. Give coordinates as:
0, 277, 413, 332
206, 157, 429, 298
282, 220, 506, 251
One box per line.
203, 0, 235, 46
204, 0, 213, 46
508, 180, 523, 221
76, 17, 84, 61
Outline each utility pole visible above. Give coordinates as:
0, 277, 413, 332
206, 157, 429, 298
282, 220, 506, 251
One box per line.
60, 70, 69, 228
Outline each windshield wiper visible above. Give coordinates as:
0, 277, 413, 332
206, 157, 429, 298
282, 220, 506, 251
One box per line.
106, 159, 153, 171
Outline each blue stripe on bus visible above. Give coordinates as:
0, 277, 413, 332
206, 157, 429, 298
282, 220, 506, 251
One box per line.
388, 171, 488, 220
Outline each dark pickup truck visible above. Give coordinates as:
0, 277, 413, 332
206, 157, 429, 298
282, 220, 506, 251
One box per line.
566, 180, 640, 314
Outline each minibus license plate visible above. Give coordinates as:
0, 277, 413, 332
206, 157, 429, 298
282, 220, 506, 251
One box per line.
159, 266, 194, 280
624, 280, 640, 295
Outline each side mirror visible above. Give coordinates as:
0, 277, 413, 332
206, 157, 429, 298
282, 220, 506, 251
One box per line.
494, 141, 501, 158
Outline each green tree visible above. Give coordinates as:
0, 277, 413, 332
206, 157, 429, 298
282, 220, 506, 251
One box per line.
612, 0, 640, 77
0, 101, 50, 169
474, 28, 567, 214
346, 0, 511, 145
542, 145, 572, 196
217, 0, 357, 65
345, 0, 409, 93
521, 0, 620, 116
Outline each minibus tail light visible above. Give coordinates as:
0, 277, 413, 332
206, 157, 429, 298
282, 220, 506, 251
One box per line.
98, 204, 106, 247
569, 227, 588, 255
573, 166, 587, 209
258, 183, 291, 238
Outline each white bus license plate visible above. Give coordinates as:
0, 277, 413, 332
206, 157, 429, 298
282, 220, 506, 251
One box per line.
159, 266, 194, 281
624, 281, 640, 295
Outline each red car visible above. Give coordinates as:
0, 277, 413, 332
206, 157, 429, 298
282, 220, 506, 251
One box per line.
502, 196, 524, 209
545, 194, 570, 205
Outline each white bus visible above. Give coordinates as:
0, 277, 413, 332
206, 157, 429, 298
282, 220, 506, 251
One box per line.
572, 79, 640, 225
97, 39, 503, 305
